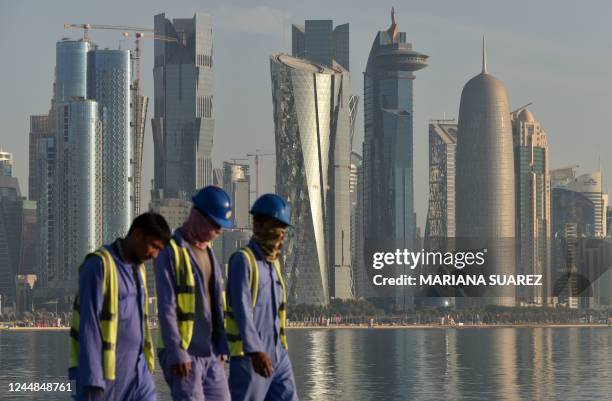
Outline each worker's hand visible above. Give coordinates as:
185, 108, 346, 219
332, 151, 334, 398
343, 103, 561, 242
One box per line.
171, 362, 193, 378
249, 352, 274, 378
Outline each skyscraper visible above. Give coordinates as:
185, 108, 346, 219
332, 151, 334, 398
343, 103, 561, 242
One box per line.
351, 152, 373, 299
270, 53, 352, 304
362, 9, 428, 306
0, 156, 31, 309
153, 13, 214, 199
0, 152, 13, 177
512, 108, 551, 305
551, 188, 595, 308
551, 167, 609, 237
222, 162, 250, 229
425, 121, 457, 240
53, 38, 137, 292
292, 20, 349, 70
29, 110, 56, 289
54, 39, 100, 292
455, 40, 516, 307
569, 172, 608, 238
88, 49, 132, 242
55, 40, 89, 102
28, 113, 54, 201
55, 100, 101, 289
291, 19, 355, 302
29, 80, 57, 292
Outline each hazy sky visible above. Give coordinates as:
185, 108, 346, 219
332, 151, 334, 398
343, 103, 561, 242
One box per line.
2, 0, 611, 228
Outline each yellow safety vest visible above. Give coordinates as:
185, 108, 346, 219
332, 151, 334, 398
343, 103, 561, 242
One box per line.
69, 248, 155, 380
225, 246, 288, 357
157, 238, 196, 350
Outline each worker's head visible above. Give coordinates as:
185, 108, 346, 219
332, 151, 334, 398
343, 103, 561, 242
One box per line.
181, 186, 233, 247
125, 212, 172, 263
250, 194, 291, 261
191, 186, 234, 228
250, 194, 292, 227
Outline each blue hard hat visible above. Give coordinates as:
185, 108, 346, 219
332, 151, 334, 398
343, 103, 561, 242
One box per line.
250, 194, 292, 226
192, 186, 234, 228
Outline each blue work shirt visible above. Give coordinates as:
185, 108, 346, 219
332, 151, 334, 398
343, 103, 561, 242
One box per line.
226, 240, 285, 363
69, 240, 148, 391
155, 231, 229, 365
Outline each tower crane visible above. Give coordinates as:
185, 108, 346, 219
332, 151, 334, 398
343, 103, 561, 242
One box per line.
122, 32, 176, 215
510, 102, 533, 118
63, 23, 153, 41
64, 23, 177, 215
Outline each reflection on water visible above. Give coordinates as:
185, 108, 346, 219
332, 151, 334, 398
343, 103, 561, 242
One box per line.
0, 328, 610, 400
288, 328, 610, 401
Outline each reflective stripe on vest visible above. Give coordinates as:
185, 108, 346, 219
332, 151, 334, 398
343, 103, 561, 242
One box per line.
225, 246, 288, 357
139, 264, 156, 373
68, 248, 155, 380
157, 238, 196, 350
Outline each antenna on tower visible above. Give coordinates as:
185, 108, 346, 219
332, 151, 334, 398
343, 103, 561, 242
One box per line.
482, 36, 487, 74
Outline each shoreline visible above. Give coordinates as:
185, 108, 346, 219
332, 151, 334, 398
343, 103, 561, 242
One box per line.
1, 323, 610, 332
287, 323, 611, 330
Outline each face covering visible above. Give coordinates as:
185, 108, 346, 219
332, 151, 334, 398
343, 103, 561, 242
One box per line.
180, 208, 219, 250
252, 222, 286, 262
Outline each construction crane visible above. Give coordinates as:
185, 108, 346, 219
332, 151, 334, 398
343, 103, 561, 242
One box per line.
64, 23, 176, 215
510, 102, 533, 118
63, 23, 153, 41
122, 32, 177, 215
246, 150, 274, 198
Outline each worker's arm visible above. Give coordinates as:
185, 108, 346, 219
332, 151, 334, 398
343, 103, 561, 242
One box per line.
227, 252, 264, 354
154, 246, 191, 365
77, 256, 106, 391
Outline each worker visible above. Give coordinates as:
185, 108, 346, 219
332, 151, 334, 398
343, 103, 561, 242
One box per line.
69, 212, 172, 401
156, 186, 233, 401
226, 194, 299, 401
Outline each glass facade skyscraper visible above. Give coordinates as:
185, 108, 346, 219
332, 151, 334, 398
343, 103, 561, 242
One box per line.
271, 54, 352, 305
292, 20, 349, 71
153, 13, 214, 199
0, 152, 13, 177
87, 49, 132, 242
290, 19, 355, 301
425, 122, 457, 240
222, 162, 250, 229
512, 109, 551, 305
55, 40, 89, 103
56, 100, 100, 288
551, 167, 609, 237
362, 9, 428, 306
29, 85, 56, 290
551, 188, 595, 308
54, 39, 98, 292
0, 171, 24, 307
48, 38, 134, 294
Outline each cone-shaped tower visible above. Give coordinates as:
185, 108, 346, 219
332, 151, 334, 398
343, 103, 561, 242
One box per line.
456, 40, 516, 306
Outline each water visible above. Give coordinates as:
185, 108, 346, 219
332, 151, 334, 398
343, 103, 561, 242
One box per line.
0, 328, 610, 400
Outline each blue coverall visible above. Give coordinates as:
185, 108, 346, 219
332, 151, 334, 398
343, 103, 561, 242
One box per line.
69, 240, 156, 401
155, 231, 230, 401
227, 241, 298, 401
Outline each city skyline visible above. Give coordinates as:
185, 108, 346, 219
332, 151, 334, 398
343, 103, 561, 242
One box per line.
2, 0, 611, 230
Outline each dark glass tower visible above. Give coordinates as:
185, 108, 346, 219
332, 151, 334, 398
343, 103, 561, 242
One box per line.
362, 9, 428, 306
292, 20, 349, 70
153, 13, 214, 199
